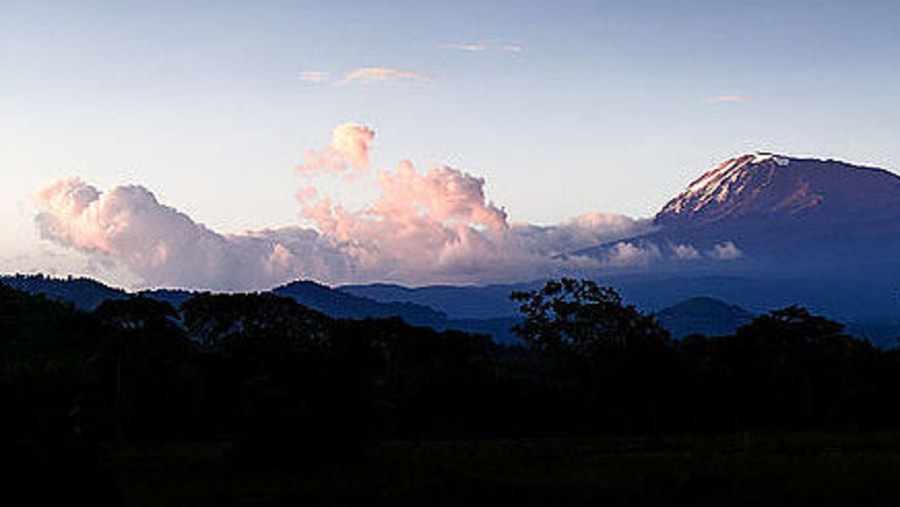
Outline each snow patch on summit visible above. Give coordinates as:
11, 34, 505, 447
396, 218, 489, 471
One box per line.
751, 152, 790, 166
662, 153, 795, 216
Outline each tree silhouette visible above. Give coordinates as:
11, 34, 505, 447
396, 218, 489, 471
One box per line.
511, 278, 670, 363
511, 278, 674, 432
94, 297, 190, 441
181, 292, 339, 465
724, 305, 871, 428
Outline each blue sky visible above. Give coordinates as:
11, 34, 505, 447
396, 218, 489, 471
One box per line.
3, 0, 899, 285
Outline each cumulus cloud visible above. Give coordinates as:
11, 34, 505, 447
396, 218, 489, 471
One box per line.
33, 178, 350, 290
298, 159, 513, 283
34, 123, 659, 289
290, 125, 653, 284
709, 241, 743, 260
339, 67, 430, 85
672, 243, 701, 260
606, 242, 662, 267
297, 123, 375, 176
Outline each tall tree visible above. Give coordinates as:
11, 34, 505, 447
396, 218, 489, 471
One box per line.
511, 278, 670, 363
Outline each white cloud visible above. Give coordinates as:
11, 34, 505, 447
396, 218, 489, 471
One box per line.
708, 241, 743, 260
605, 241, 662, 267
672, 243, 701, 260
512, 213, 652, 257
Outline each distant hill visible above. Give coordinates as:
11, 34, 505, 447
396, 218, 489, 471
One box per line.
0, 274, 525, 343
137, 288, 197, 308
6, 272, 894, 346
341, 283, 528, 320
0, 274, 127, 311
272, 280, 448, 326
656, 297, 754, 338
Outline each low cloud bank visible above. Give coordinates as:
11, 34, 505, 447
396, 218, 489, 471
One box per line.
32, 124, 736, 290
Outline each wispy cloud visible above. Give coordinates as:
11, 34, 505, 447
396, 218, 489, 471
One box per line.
442, 42, 523, 53
339, 67, 431, 85
298, 71, 330, 84
709, 95, 747, 104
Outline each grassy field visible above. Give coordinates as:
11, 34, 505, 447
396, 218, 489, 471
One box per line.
103, 432, 900, 506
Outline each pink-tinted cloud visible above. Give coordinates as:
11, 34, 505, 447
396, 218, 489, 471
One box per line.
297, 123, 375, 176
296, 186, 318, 204
32, 178, 351, 289
339, 67, 431, 85
709, 95, 747, 103
298, 160, 513, 281
33, 124, 656, 289
290, 127, 653, 284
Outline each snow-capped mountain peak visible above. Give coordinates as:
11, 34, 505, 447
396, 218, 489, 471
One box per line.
663, 153, 794, 219
654, 153, 900, 229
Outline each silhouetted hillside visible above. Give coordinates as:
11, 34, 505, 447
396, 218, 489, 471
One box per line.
1, 274, 126, 311
342, 283, 527, 320
138, 288, 196, 308
656, 296, 754, 338
273, 280, 449, 326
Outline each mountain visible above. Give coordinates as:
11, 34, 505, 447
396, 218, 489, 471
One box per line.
658, 153, 900, 229
656, 296, 754, 338
566, 153, 900, 343
582, 153, 900, 269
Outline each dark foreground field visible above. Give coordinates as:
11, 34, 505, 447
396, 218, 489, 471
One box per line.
7, 281, 900, 504
61, 432, 900, 506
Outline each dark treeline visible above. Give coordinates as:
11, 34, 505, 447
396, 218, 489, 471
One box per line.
3, 277, 900, 500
